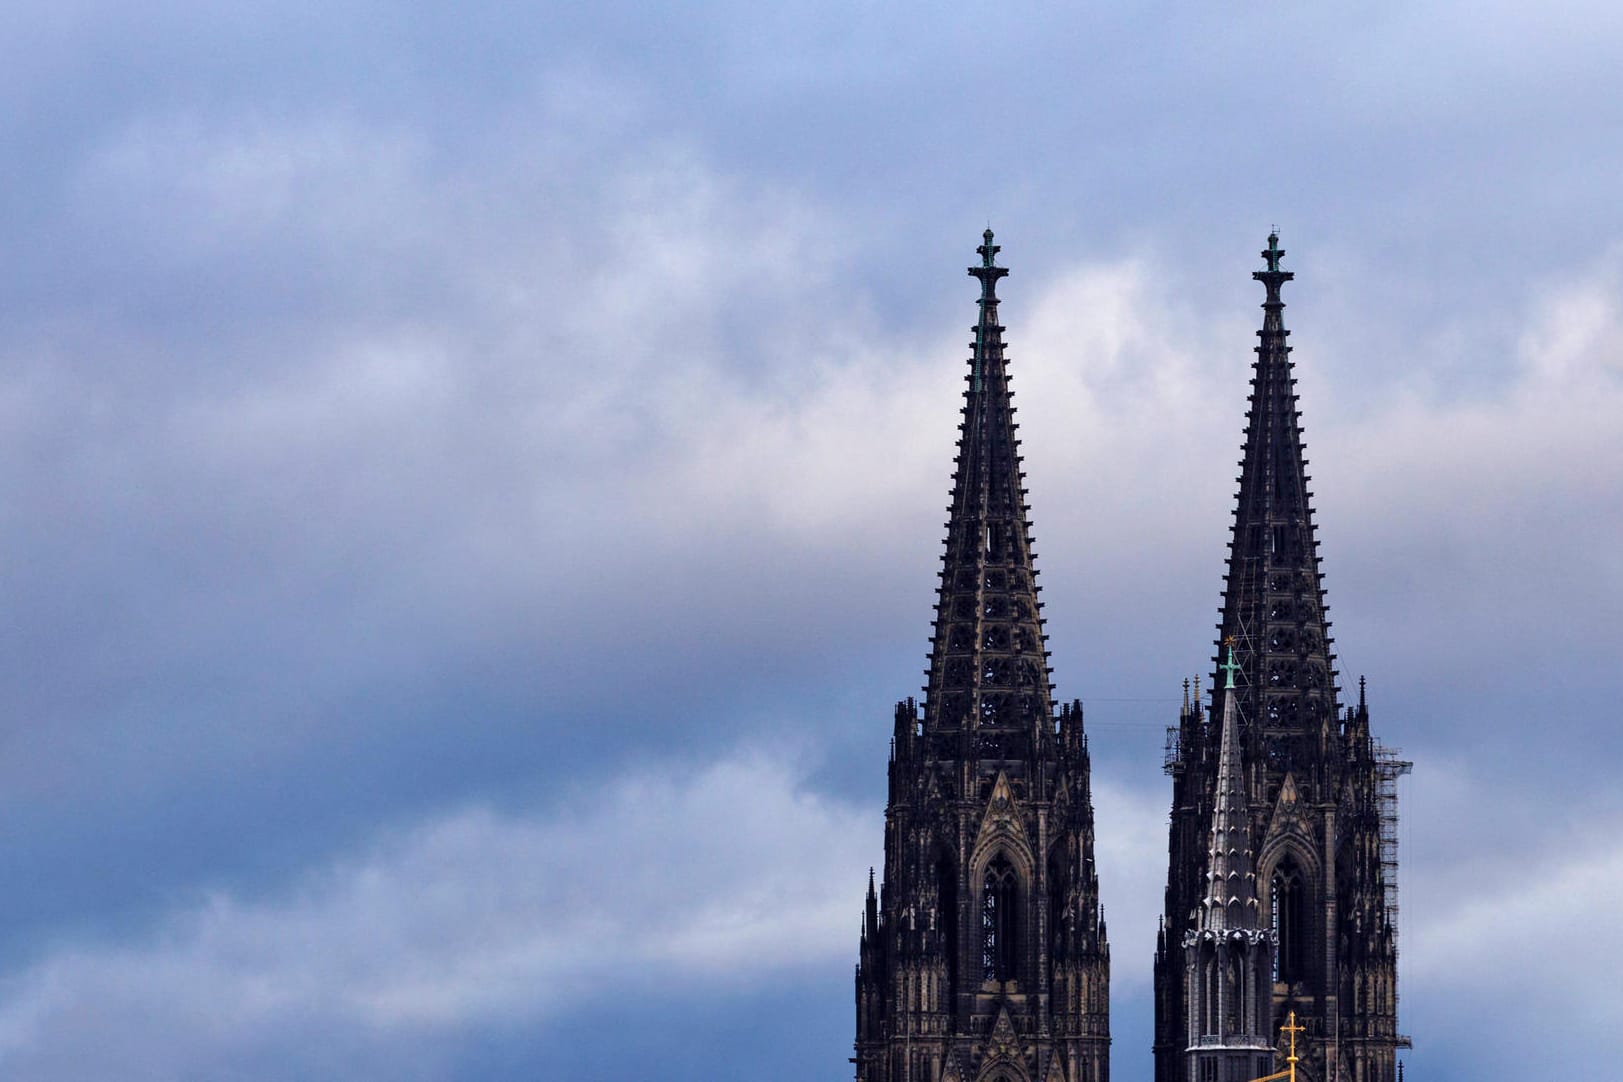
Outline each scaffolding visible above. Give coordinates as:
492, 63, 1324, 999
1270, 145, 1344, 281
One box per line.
1374, 742, 1413, 1058
1373, 744, 1412, 938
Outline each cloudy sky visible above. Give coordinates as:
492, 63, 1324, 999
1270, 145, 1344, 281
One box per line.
1, 3, 1620, 1079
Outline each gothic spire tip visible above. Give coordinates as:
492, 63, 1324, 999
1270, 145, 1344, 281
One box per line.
1263, 230, 1284, 273
970, 228, 1008, 295
1253, 227, 1293, 297
974, 228, 1003, 267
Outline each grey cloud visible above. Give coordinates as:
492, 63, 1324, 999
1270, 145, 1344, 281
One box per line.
0, 747, 874, 1079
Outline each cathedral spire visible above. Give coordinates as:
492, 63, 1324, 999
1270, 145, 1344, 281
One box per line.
858, 233, 1108, 1082
924, 229, 1051, 733
1215, 230, 1337, 734
1160, 234, 1407, 1082
1201, 644, 1259, 932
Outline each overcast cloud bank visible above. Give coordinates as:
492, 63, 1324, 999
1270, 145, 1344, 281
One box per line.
0, 749, 869, 1077
3, 5, 1622, 1080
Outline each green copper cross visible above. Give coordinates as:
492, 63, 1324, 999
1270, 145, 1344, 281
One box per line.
1221, 642, 1241, 689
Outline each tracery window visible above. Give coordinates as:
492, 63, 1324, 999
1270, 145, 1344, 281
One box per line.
937, 854, 958, 996
1272, 860, 1305, 983
981, 854, 1019, 982
1224, 954, 1240, 1031
1047, 850, 1065, 962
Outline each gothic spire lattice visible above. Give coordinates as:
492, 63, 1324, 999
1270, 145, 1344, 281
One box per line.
1215, 231, 1338, 735
924, 229, 1051, 732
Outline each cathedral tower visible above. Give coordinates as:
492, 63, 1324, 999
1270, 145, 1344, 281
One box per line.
855, 232, 1110, 1082
1153, 234, 1409, 1082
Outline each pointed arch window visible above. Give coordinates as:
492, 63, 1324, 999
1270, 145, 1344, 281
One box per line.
1271, 860, 1305, 983
1047, 849, 1066, 963
1204, 952, 1219, 1032
1223, 954, 1240, 1032
981, 855, 1019, 982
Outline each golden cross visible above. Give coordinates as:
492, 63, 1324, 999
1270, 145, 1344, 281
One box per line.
1283, 1010, 1306, 1067
1244, 1010, 1309, 1082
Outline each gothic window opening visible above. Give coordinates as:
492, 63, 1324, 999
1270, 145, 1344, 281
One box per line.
1047, 850, 1065, 961
1268, 660, 1297, 687
1272, 860, 1305, 983
937, 854, 958, 999
1223, 955, 1239, 1032
1205, 955, 1219, 1031
982, 855, 1019, 982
